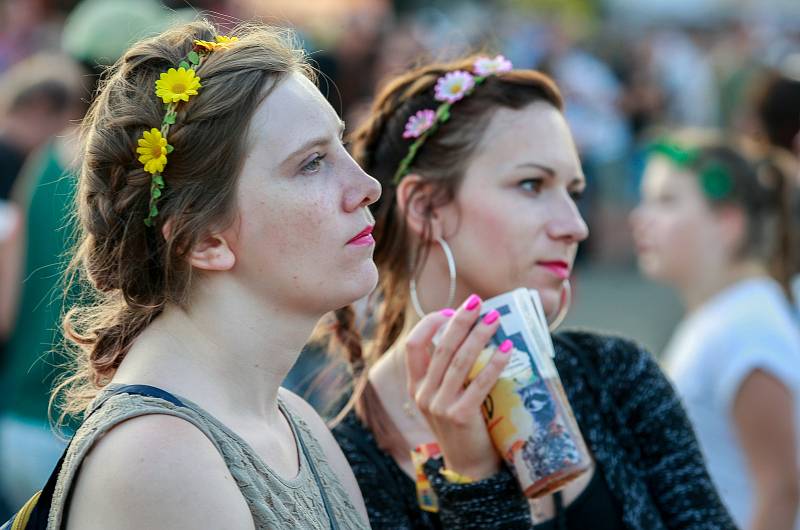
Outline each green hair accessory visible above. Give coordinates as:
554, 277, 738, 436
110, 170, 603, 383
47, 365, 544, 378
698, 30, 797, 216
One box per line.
647, 139, 734, 201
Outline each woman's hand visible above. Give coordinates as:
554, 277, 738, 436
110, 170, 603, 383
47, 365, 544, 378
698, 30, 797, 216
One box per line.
405, 294, 512, 480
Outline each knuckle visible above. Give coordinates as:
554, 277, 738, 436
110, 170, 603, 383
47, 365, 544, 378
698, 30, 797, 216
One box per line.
415, 390, 430, 409
432, 343, 448, 358
405, 336, 425, 352
449, 351, 469, 371
428, 402, 447, 419
492, 351, 511, 367
444, 407, 469, 427
452, 310, 476, 330
475, 365, 503, 388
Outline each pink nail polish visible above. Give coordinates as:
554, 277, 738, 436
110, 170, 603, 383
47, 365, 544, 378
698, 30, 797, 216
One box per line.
440, 308, 455, 317
499, 339, 513, 353
465, 294, 481, 311
482, 309, 500, 325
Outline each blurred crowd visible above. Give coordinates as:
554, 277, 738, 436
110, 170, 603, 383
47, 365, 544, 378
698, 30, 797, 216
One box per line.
0, 0, 799, 526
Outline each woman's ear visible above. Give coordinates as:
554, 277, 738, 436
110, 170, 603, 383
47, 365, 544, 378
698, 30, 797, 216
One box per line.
188, 233, 236, 271
395, 174, 451, 240
716, 205, 747, 257
162, 219, 236, 272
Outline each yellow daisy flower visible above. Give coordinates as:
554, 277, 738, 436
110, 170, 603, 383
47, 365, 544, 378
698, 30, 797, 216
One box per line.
155, 67, 201, 104
193, 39, 218, 52
137, 128, 169, 174
215, 35, 238, 46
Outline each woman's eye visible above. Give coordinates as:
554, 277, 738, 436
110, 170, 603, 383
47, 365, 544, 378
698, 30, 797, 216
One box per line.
569, 189, 585, 201
301, 153, 326, 174
519, 178, 544, 194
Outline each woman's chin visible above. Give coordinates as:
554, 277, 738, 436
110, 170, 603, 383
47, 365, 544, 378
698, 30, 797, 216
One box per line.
338, 263, 379, 307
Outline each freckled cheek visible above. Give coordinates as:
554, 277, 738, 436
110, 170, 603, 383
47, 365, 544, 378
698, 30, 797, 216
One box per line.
234, 202, 306, 260
267, 206, 327, 256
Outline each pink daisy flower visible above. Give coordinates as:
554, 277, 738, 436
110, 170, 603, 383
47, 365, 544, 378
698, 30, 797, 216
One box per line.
434, 71, 475, 103
403, 109, 437, 139
473, 55, 513, 76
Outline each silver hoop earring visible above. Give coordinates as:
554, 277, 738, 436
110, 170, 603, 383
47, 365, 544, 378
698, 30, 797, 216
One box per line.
547, 279, 572, 331
409, 236, 457, 319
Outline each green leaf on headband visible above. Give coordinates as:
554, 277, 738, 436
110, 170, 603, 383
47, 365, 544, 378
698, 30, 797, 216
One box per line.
648, 140, 697, 167
700, 163, 733, 200
153, 175, 164, 187
179, 61, 191, 70
188, 51, 200, 65
152, 187, 162, 199
163, 112, 176, 125
150, 205, 159, 217
165, 144, 174, 154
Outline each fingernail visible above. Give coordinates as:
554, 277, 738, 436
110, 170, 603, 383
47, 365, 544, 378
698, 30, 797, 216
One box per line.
465, 294, 481, 311
482, 309, 500, 325
440, 308, 455, 317
499, 339, 513, 353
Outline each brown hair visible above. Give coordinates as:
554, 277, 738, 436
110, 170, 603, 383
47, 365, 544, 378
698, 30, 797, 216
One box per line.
321, 56, 563, 435
53, 19, 312, 420
686, 136, 800, 297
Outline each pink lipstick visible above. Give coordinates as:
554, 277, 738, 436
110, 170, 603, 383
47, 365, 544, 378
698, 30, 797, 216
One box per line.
537, 260, 570, 280
347, 225, 375, 246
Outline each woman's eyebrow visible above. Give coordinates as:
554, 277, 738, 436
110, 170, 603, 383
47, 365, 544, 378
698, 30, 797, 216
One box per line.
514, 162, 555, 176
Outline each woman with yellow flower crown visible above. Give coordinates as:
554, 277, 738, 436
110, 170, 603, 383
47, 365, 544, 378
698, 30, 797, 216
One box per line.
6, 19, 379, 530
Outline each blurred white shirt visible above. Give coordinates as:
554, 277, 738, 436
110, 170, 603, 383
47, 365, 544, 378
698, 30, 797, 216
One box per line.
0, 200, 19, 243
664, 276, 800, 530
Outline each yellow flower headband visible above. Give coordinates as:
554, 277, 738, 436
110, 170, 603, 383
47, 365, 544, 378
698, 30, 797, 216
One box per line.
137, 35, 238, 226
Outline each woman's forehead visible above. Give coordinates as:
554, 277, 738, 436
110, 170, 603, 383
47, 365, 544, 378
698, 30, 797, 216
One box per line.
470, 103, 581, 178
246, 74, 340, 165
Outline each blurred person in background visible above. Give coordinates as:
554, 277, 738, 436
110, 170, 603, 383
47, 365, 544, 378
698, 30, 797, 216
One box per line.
754, 71, 800, 155
0, 53, 78, 201
0, 0, 193, 516
631, 131, 800, 530
0, 0, 73, 73
0, 52, 80, 343
324, 55, 735, 529
0, 53, 86, 516
752, 66, 800, 311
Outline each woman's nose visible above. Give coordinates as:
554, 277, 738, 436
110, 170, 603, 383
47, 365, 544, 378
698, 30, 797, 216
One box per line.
548, 193, 589, 243
344, 159, 382, 212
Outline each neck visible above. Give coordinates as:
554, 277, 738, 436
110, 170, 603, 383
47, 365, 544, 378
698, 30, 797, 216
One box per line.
679, 260, 768, 312
117, 276, 320, 423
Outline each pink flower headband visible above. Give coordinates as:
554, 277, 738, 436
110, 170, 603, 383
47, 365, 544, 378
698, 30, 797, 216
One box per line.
393, 55, 513, 184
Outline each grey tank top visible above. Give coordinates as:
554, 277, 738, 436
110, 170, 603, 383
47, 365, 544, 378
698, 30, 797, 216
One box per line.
47, 386, 369, 530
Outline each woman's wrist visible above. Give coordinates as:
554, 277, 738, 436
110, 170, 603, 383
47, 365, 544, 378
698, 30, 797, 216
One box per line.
442, 456, 501, 482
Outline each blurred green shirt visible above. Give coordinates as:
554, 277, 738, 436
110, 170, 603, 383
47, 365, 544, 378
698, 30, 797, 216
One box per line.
1, 142, 79, 430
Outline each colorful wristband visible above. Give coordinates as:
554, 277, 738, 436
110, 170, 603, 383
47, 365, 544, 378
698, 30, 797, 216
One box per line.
439, 468, 475, 484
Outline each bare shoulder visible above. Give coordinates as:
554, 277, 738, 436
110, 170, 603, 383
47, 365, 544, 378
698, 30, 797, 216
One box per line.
66, 413, 254, 530
278, 387, 369, 523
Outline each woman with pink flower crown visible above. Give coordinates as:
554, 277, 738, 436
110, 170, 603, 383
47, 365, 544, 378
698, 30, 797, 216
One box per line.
324, 55, 737, 529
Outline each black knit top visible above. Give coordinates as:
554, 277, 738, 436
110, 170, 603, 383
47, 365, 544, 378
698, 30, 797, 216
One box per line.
332, 331, 738, 530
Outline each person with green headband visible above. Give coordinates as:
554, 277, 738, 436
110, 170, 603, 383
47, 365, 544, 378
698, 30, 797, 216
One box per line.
631, 131, 800, 530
